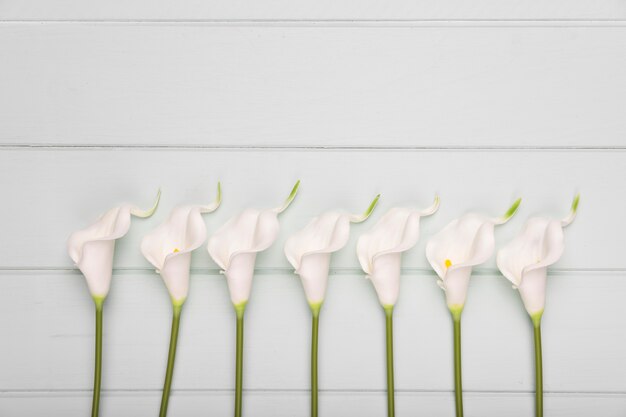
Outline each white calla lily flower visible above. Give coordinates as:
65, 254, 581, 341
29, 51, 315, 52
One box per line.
285, 194, 380, 308
68, 190, 161, 299
426, 198, 521, 314
208, 181, 300, 307
497, 195, 579, 319
141, 184, 221, 305
357, 196, 439, 308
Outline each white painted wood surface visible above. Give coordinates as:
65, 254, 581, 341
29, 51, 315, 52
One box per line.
1, 2, 625, 415
1, 1, 625, 21
1, 24, 626, 148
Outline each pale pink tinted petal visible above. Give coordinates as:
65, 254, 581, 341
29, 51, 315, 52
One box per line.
442, 266, 473, 307
141, 205, 208, 302
297, 253, 332, 303
208, 209, 279, 271
518, 267, 548, 315
357, 208, 421, 275
285, 212, 351, 271
67, 205, 134, 297
284, 212, 352, 304
369, 253, 402, 306
426, 214, 494, 279
160, 252, 192, 302
68, 206, 132, 265
77, 240, 115, 297
225, 253, 258, 304
141, 205, 207, 271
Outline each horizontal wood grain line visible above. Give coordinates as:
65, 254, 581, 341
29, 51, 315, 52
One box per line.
0, 267, 622, 276
3, 19, 626, 26
2, 144, 626, 151
2, 388, 625, 396
3, 390, 623, 417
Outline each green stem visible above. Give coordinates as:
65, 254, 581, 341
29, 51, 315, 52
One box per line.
91, 297, 104, 417
384, 306, 395, 417
159, 303, 183, 417
235, 303, 246, 417
311, 304, 321, 417
533, 316, 543, 417
452, 312, 464, 417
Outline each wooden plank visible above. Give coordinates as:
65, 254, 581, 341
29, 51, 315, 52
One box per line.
0, 271, 623, 392
0, 149, 617, 269
1, 24, 625, 147
1, 1, 625, 21
1, 391, 624, 417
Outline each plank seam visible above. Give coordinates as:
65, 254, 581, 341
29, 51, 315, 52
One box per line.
0, 267, 623, 276
2, 19, 626, 27
1, 388, 625, 396
1, 145, 626, 152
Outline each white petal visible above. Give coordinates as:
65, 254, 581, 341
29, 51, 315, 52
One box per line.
130, 189, 161, 218
285, 212, 352, 270
297, 253, 332, 304
76, 240, 116, 297
357, 208, 422, 275
141, 205, 208, 302
225, 253, 257, 305
426, 213, 496, 308
441, 266, 472, 308
357, 207, 426, 306
561, 194, 580, 227
284, 211, 352, 303
497, 217, 565, 315
368, 253, 402, 306
160, 252, 192, 303
426, 213, 495, 279
517, 267, 548, 315
67, 205, 134, 297
208, 208, 281, 304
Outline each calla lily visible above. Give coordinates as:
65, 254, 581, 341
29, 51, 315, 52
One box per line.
426, 198, 521, 314
140, 183, 221, 417
208, 181, 300, 308
496, 195, 579, 417
426, 198, 521, 417
284, 194, 380, 417
67, 190, 160, 417
356, 196, 438, 417
141, 185, 221, 305
357, 196, 439, 308
497, 195, 579, 318
207, 181, 300, 417
285, 194, 380, 307
68, 190, 161, 299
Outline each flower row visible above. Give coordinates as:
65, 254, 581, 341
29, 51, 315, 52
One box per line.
68, 181, 579, 417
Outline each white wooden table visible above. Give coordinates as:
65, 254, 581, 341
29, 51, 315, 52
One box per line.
1, 2, 625, 416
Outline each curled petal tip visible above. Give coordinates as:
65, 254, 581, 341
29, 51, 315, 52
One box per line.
351, 194, 380, 223
495, 197, 521, 225
131, 188, 161, 218
200, 182, 222, 214
420, 195, 440, 216
561, 193, 580, 227
276, 180, 301, 214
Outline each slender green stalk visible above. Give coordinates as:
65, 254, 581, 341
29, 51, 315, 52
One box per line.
235, 303, 246, 417
310, 303, 321, 417
451, 308, 464, 417
384, 306, 395, 417
532, 314, 543, 417
159, 303, 183, 417
91, 297, 104, 417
